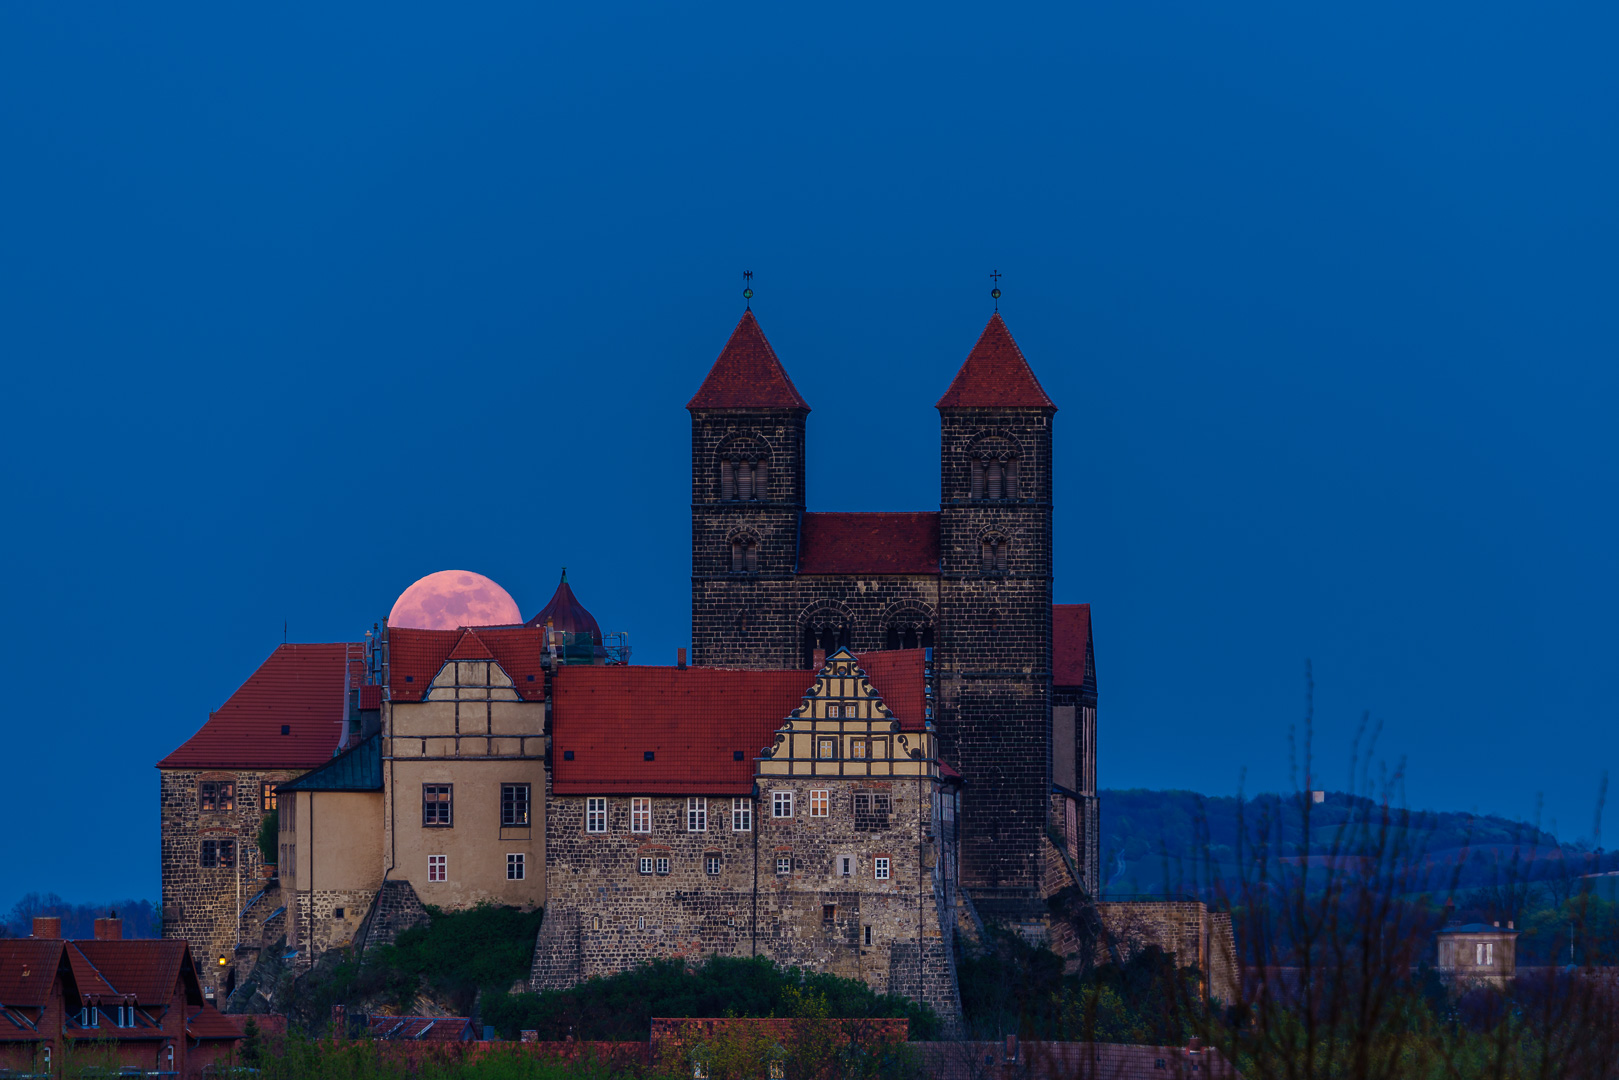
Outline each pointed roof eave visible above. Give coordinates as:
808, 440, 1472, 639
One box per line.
936, 313, 1057, 411
687, 311, 811, 412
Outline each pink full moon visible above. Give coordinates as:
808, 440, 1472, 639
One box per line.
388, 570, 522, 630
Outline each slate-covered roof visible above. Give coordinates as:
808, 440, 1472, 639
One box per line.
0, 939, 72, 1010
158, 644, 364, 770
279, 733, 383, 792
687, 311, 811, 412
1053, 604, 1093, 689
936, 314, 1056, 411
524, 570, 604, 644
388, 626, 546, 703
551, 654, 929, 796
69, 940, 200, 1008
797, 512, 940, 575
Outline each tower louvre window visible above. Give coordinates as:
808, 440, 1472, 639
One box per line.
971, 452, 1019, 500
981, 537, 1008, 573
730, 538, 759, 574
721, 456, 768, 502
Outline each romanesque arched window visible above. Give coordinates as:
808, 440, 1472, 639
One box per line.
730, 537, 758, 573
968, 436, 1021, 500
882, 603, 936, 651
719, 440, 769, 501
980, 533, 1009, 573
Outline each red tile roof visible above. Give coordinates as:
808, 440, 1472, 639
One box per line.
686, 311, 811, 412
388, 626, 546, 703
447, 628, 495, 661
552, 655, 929, 796
62, 944, 117, 1003
936, 314, 1057, 411
524, 571, 603, 644
70, 940, 199, 1008
366, 1015, 475, 1041
186, 1004, 244, 1041
798, 512, 940, 575
1053, 604, 1092, 688
158, 644, 364, 770
0, 940, 69, 1009
359, 684, 383, 710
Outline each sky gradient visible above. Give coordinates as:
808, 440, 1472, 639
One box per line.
1, 2, 1615, 911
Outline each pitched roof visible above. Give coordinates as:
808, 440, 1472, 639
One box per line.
187, 1004, 246, 1040
365, 1015, 475, 1041
936, 314, 1057, 411
447, 628, 495, 661
158, 644, 364, 769
359, 684, 383, 710
0, 939, 71, 1009
388, 626, 546, 703
62, 944, 117, 1003
1053, 604, 1093, 688
686, 311, 811, 412
69, 940, 199, 1008
798, 512, 940, 575
551, 654, 929, 796
279, 733, 382, 792
524, 570, 604, 644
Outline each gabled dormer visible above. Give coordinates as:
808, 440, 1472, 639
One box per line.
758, 649, 937, 779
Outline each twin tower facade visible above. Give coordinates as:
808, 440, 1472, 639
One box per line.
688, 310, 1091, 916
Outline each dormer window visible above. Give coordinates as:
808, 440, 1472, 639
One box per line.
720, 456, 769, 501
971, 453, 1019, 499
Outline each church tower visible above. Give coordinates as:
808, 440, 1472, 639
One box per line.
934, 314, 1057, 916
689, 311, 811, 668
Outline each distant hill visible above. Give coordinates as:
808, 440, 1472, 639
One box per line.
1098, 789, 1614, 901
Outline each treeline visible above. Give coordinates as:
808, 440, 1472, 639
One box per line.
2, 893, 159, 938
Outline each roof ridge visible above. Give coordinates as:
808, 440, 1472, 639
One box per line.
447, 627, 496, 661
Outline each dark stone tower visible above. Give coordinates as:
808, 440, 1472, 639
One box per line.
934, 315, 1057, 917
689, 311, 811, 668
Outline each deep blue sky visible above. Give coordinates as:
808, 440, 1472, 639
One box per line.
2, 3, 1615, 911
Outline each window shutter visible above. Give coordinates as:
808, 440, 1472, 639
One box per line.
987, 461, 1003, 499
971, 458, 985, 498
755, 459, 768, 498
721, 459, 735, 499
1006, 456, 1019, 497
744, 542, 758, 573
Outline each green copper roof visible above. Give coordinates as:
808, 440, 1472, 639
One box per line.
280, 733, 382, 792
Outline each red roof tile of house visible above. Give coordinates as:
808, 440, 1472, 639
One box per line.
936, 314, 1057, 411
798, 512, 940, 575
1053, 604, 1092, 688
686, 311, 811, 412
186, 1004, 244, 1041
158, 644, 364, 770
524, 571, 603, 644
388, 626, 546, 703
0, 940, 70, 1009
359, 684, 383, 710
62, 944, 117, 1003
366, 1015, 475, 1041
447, 628, 495, 661
70, 940, 199, 1008
552, 654, 928, 796
915, 1040, 1242, 1079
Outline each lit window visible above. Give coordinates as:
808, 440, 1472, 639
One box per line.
874, 857, 890, 880
587, 798, 608, 833
639, 857, 654, 875
687, 798, 707, 832
772, 791, 793, 818
770, 1062, 784, 1080
775, 856, 792, 876
507, 853, 525, 880
422, 785, 452, 827
810, 790, 829, 818
827, 705, 840, 718
502, 784, 531, 827
694, 1061, 709, 1079
732, 799, 752, 832
428, 854, 446, 882
818, 737, 837, 760
261, 782, 277, 812
632, 798, 652, 833
850, 738, 868, 760
705, 855, 721, 876
199, 781, 235, 813
199, 839, 236, 869
656, 857, 671, 875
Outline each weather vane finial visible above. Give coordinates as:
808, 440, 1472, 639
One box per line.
743, 270, 754, 311
989, 270, 1002, 313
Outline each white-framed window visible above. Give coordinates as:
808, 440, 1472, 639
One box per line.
772, 791, 793, 818
638, 916, 646, 929
428, 854, 446, 881
850, 738, 868, 760
817, 737, 837, 759
656, 857, 671, 875
1476, 942, 1494, 966
705, 855, 722, 875
732, 798, 752, 832
639, 857, 654, 875
810, 790, 829, 818
507, 853, 525, 880
874, 856, 890, 880
828, 705, 840, 718
687, 798, 707, 832
586, 798, 608, 833
632, 797, 652, 833
775, 856, 792, 876
838, 855, 853, 877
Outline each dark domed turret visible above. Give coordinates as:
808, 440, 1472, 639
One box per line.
525, 568, 603, 645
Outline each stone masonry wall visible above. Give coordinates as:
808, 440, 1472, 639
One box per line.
160, 767, 300, 994
1096, 901, 1240, 1007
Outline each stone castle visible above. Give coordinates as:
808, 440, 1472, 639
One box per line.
157, 308, 1128, 1021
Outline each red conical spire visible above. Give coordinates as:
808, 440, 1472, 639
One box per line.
686, 310, 811, 412
524, 568, 603, 645
936, 314, 1056, 411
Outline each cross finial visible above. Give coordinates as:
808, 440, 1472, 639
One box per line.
989, 270, 1002, 313
742, 270, 754, 311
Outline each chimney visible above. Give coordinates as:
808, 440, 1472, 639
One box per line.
1003, 1034, 1019, 1062
1494, 921, 1501, 928
677, 648, 687, 669
1508, 920, 1515, 930
813, 649, 826, 671
94, 916, 123, 941
1187, 1036, 1203, 1054
32, 916, 61, 939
